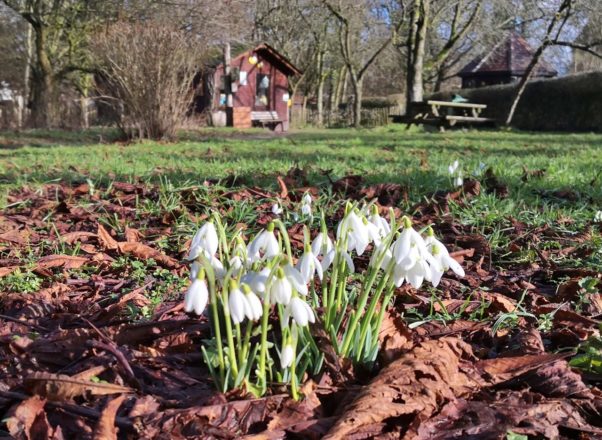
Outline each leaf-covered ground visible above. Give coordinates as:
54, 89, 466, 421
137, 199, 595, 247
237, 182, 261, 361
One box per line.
1, 128, 601, 439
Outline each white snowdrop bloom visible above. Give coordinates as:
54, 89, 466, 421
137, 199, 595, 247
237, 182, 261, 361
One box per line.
425, 231, 465, 281
369, 242, 392, 272
337, 211, 370, 256
302, 193, 312, 205
368, 210, 391, 238
242, 284, 263, 321
311, 232, 334, 257
301, 202, 312, 217
405, 258, 431, 289
190, 261, 201, 281
210, 255, 226, 280
284, 264, 309, 296
595, 211, 602, 222
228, 256, 244, 277
288, 296, 315, 326
365, 221, 383, 246
280, 343, 294, 368
184, 278, 209, 315
454, 175, 464, 187
241, 268, 270, 296
322, 248, 355, 273
248, 226, 280, 261
297, 246, 323, 283
187, 222, 218, 260
392, 217, 428, 265
270, 269, 293, 305
272, 203, 283, 215
228, 284, 248, 324
448, 160, 459, 175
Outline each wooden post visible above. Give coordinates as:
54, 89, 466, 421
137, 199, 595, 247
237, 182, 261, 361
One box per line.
224, 43, 233, 127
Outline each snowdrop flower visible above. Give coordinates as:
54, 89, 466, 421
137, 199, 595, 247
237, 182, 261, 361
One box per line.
448, 160, 459, 175
184, 277, 209, 315
272, 203, 283, 216
270, 268, 293, 305
425, 228, 465, 285
454, 174, 464, 187
248, 223, 280, 261
321, 248, 355, 273
368, 206, 391, 238
280, 343, 294, 368
241, 267, 270, 296
190, 261, 201, 281
283, 264, 309, 296
337, 210, 370, 256
301, 203, 312, 216
311, 232, 334, 257
187, 221, 219, 260
297, 244, 323, 283
302, 193, 312, 205
595, 211, 602, 222
288, 296, 315, 326
228, 255, 244, 277
369, 242, 392, 272
229, 282, 263, 324
392, 217, 428, 265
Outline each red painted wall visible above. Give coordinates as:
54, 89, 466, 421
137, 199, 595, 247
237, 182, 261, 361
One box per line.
213, 49, 291, 130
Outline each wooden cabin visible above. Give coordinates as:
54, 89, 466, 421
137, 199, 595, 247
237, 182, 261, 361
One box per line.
193, 44, 301, 132
458, 33, 557, 89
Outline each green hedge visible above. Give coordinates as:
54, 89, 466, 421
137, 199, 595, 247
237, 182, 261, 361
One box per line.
429, 71, 602, 132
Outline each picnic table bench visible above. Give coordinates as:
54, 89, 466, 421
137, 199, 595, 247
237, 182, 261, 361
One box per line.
400, 100, 495, 131
251, 111, 283, 130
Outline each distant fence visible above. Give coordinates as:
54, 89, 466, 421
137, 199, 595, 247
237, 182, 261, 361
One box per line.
430, 71, 602, 132
291, 105, 403, 128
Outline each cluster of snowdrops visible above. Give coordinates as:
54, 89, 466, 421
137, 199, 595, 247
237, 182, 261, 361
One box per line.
182, 200, 465, 398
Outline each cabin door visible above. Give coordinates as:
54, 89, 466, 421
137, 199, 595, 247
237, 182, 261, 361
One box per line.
254, 73, 270, 111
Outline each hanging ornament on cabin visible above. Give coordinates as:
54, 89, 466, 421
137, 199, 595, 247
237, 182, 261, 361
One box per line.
249, 55, 258, 65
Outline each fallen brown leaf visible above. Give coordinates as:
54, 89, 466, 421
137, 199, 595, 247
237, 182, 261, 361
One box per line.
37, 254, 89, 270
93, 395, 126, 440
25, 371, 133, 401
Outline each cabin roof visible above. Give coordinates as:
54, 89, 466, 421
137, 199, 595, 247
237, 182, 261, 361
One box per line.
458, 32, 557, 78
206, 43, 302, 76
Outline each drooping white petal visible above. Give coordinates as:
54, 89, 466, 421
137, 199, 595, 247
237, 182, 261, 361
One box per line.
280, 344, 294, 368
190, 261, 201, 281
270, 276, 292, 305
264, 232, 280, 258
321, 248, 336, 272
187, 222, 219, 260
289, 297, 315, 326
229, 287, 247, 324
406, 261, 426, 289
444, 254, 465, 277
184, 278, 208, 315
272, 203, 283, 215
284, 264, 308, 296
245, 290, 263, 321
341, 250, 355, 274
393, 229, 411, 263
313, 254, 323, 280
241, 268, 269, 295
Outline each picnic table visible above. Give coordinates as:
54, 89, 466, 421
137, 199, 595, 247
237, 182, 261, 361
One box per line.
401, 100, 495, 131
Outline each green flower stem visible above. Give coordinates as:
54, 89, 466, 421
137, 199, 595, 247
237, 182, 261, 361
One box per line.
206, 272, 225, 383
213, 213, 230, 261
258, 295, 271, 393
339, 247, 392, 357
354, 271, 393, 361
221, 289, 239, 380
274, 219, 292, 260
240, 320, 253, 361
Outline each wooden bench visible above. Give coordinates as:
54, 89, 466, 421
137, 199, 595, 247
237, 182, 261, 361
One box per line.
251, 111, 283, 130
401, 100, 495, 131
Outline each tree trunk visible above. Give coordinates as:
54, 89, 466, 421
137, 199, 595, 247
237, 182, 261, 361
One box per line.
350, 74, 362, 128
316, 49, 325, 127
224, 42, 233, 127
30, 24, 56, 128
405, 0, 430, 109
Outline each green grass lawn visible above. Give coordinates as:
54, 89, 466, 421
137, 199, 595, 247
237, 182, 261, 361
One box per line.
2, 125, 601, 217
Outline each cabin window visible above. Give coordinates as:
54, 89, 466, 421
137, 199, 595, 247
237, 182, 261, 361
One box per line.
256, 74, 270, 106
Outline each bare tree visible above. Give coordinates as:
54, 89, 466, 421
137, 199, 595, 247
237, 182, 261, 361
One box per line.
505, 0, 602, 125
322, 0, 405, 127
92, 22, 201, 140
